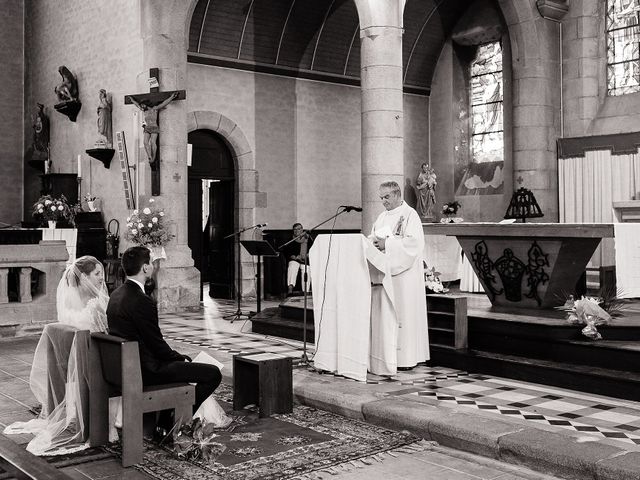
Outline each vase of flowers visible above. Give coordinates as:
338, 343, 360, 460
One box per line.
125, 198, 174, 258
441, 201, 463, 223
33, 195, 75, 227
84, 193, 99, 212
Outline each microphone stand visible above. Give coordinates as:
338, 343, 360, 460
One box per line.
223, 224, 260, 322
278, 207, 352, 366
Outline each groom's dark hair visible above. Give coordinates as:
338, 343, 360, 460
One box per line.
121, 246, 151, 276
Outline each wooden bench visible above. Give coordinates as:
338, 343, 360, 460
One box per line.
233, 353, 292, 418
89, 333, 195, 467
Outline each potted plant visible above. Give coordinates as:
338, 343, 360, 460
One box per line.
33, 194, 75, 228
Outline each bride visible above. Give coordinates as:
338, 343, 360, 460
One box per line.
3, 256, 115, 455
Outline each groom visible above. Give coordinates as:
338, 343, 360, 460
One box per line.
107, 246, 221, 431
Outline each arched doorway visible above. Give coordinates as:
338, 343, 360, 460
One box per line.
187, 129, 235, 299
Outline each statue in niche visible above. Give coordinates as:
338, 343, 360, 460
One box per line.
95, 89, 112, 148
32, 103, 49, 159
416, 163, 437, 219
53, 66, 82, 122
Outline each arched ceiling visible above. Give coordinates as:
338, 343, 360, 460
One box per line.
188, 0, 474, 95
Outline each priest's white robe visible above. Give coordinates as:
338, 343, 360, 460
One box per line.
369, 201, 429, 369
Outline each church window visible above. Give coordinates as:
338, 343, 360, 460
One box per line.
470, 42, 503, 163
607, 0, 640, 95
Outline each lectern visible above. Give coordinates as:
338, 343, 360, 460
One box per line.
240, 240, 279, 314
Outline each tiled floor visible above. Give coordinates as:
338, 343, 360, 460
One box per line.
160, 297, 640, 453
1, 294, 640, 479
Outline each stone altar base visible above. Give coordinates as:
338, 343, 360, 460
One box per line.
153, 246, 200, 313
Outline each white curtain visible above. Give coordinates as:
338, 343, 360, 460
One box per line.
559, 150, 640, 266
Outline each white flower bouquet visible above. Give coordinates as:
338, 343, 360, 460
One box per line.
124, 198, 174, 247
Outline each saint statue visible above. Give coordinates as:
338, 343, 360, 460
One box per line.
32, 103, 49, 158
129, 91, 179, 165
96, 89, 112, 147
54, 66, 78, 103
416, 163, 437, 219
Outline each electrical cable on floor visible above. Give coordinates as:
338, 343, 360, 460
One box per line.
308, 207, 340, 362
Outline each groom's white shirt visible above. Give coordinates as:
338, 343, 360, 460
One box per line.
128, 278, 145, 293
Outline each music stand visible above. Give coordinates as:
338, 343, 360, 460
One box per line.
240, 240, 279, 315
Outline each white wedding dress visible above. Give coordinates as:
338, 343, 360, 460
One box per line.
3, 258, 119, 456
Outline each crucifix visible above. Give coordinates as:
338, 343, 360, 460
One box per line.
124, 68, 186, 196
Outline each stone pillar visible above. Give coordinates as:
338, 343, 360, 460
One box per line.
0, 268, 8, 304
139, 0, 200, 312
18, 267, 32, 303
500, 0, 568, 222
355, 0, 405, 232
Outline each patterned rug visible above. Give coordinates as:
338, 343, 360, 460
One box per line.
109, 385, 427, 480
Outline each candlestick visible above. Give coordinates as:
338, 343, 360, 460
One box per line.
77, 154, 82, 178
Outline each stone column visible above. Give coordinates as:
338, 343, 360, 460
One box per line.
18, 267, 32, 303
139, 0, 200, 312
355, 0, 405, 232
0, 268, 8, 304
502, 0, 568, 222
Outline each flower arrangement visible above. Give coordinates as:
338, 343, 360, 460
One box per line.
442, 201, 462, 216
424, 265, 447, 294
555, 287, 626, 340
84, 193, 97, 202
125, 198, 174, 247
440, 201, 463, 223
32, 194, 75, 225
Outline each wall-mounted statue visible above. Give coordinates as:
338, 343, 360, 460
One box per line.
416, 163, 437, 219
53, 65, 82, 122
32, 103, 49, 159
95, 89, 112, 148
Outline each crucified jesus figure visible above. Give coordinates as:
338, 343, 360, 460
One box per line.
129, 91, 179, 165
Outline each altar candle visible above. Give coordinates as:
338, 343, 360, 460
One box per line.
77, 154, 82, 178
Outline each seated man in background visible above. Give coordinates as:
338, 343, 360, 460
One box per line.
284, 223, 313, 295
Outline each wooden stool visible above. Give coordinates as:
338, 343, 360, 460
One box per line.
233, 353, 293, 417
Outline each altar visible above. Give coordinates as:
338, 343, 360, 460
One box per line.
423, 223, 614, 309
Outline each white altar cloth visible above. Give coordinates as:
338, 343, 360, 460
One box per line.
614, 223, 640, 298
309, 234, 394, 382
423, 234, 462, 282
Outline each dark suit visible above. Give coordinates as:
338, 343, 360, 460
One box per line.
107, 280, 221, 416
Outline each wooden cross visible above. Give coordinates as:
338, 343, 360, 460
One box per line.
124, 68, 186, 196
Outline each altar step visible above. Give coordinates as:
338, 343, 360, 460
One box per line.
429, 345, 640, 402
427, 294, 640, 401
250, 297, 314, 343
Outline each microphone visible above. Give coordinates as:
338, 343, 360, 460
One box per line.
340, 205, 362, 212
253, 223, 268, 228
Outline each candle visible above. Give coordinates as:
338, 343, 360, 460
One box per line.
77, 154, 82, 178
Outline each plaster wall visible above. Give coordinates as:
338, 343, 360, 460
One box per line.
23, 0, 143, 229
187, 64, 429, 230
0, 0, 24, 226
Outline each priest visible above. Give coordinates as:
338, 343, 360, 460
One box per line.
369, 181, 429, 371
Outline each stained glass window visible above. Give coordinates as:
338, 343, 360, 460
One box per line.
607, 0, 640, 95
470, 42, 503, 164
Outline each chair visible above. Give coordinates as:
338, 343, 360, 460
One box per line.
89, 332, 195, 467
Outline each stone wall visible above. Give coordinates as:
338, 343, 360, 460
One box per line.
187, 64, 429, 230
0, 0, 24, 227
23, 0, 142, 230
563, 0, 640, 136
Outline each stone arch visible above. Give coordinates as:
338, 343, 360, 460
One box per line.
187, 110, 262, 295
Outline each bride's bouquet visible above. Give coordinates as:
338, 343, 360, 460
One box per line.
125, 198, 174, 247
